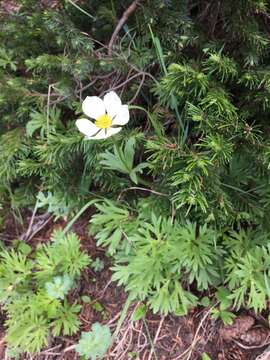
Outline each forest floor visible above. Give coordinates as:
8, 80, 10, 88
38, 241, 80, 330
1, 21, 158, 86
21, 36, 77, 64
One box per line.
0, 212, 269, 360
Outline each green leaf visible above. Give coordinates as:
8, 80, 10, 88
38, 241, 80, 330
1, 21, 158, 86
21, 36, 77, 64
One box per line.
202, 353, 212, 360
132, 304, 148, 321
215, 287, 232, 310
75, 323, 112, 360
211, 308, 235, 325
51, 301, 81, 336
92, 302, 104, 313
200, 296, 211, 307
219, 310, 236, 325
124, 137, 136, 169
45, 274, 73, 300
13, 241, 32, 256
81, 295, 91, 303
92, 258, 105, 272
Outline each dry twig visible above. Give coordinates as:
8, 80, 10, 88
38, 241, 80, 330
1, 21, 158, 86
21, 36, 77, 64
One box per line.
148, 316, 165, 360
256, 345, 270, 360
174, 310, 212, 360
233, 338, 270, 350
108, 0, 141, 56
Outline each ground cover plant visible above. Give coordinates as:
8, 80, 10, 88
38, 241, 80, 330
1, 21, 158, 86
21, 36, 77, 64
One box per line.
0, 230, 90, 355
1, 0, 270, 358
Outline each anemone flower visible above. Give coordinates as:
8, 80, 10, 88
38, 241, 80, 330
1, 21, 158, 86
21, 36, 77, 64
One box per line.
76, 91, 129, 139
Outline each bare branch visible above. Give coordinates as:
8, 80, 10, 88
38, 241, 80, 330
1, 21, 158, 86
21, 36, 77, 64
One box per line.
108, 0, 141, 56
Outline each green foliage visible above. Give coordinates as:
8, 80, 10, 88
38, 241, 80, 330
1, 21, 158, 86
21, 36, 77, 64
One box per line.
45, 274, 74, 300
0, 48, 17, 71
132, 304, 148, 321
100, 136, 149, 184
226, 245, 270, 312
1, 0, 270, 225
90, 199, 270, 314
211, 287, 236, 325
89, 200, 136, 256
92, 257, 105, 272
91, 201, 224, 315
202, 353, 212, 360
75, 323, 112, 360
35, 229, 90, 282
0, 230, 90, 354
1, 0, 270, 339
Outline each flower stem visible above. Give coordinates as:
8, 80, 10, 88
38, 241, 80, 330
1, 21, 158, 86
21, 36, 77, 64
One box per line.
128, 105, 163, 139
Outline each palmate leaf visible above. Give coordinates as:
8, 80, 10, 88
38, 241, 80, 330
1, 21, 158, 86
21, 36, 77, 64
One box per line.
0, 48, 17, 70
50, 230, 91, 277
99, 138, 135, 174
215, 287, 232, 310
0, 250, 33, 293
75, 323, 112, 360
149, 280, 197, 315
51, 301, 81, 336
37, 191, 70, 219
111, 254, 160, 300
99, 136, 148, 184
45, 274, 74, 300
89, 200, 133, 255
211, 308, 236, 325
100, 149, 129, 174
177, 222, 222, 290
226, 247, 269, 312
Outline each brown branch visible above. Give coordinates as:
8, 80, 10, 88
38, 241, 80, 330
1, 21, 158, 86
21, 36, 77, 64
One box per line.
99, 72, 143, 96
108, 0, 141, 56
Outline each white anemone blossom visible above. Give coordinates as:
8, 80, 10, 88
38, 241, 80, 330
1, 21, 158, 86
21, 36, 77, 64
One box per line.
76, 91, 130, 139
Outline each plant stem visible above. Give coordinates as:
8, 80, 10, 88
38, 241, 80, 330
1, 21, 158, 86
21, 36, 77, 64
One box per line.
63, 199, 99, 234
129, 105, 163, 139
65, 0, 95, 20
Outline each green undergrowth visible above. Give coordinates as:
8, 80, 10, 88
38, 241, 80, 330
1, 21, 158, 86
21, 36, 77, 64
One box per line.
89, 199, 270, 316
0, 230, 90, 354
1, 0, 270, 357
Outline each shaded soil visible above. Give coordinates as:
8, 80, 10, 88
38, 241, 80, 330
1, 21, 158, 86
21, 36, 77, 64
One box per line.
0, 213, 269, 360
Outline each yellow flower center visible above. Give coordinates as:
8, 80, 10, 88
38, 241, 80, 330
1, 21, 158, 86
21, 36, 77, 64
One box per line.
95, 114, 112, 129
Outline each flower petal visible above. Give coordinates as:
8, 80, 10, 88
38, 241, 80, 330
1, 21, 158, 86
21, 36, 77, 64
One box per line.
76, 118, 100, 137
104, 127, 122, 138
103, 91, 122, 118
112, 105, 130, 126
82, 96, 105, 119
89, 127, 122, 140
87, 127, 122, 140
86, 129, 107, 139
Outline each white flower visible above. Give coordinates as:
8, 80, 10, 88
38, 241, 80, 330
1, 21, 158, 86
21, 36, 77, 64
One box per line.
76, 91, 130, 139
